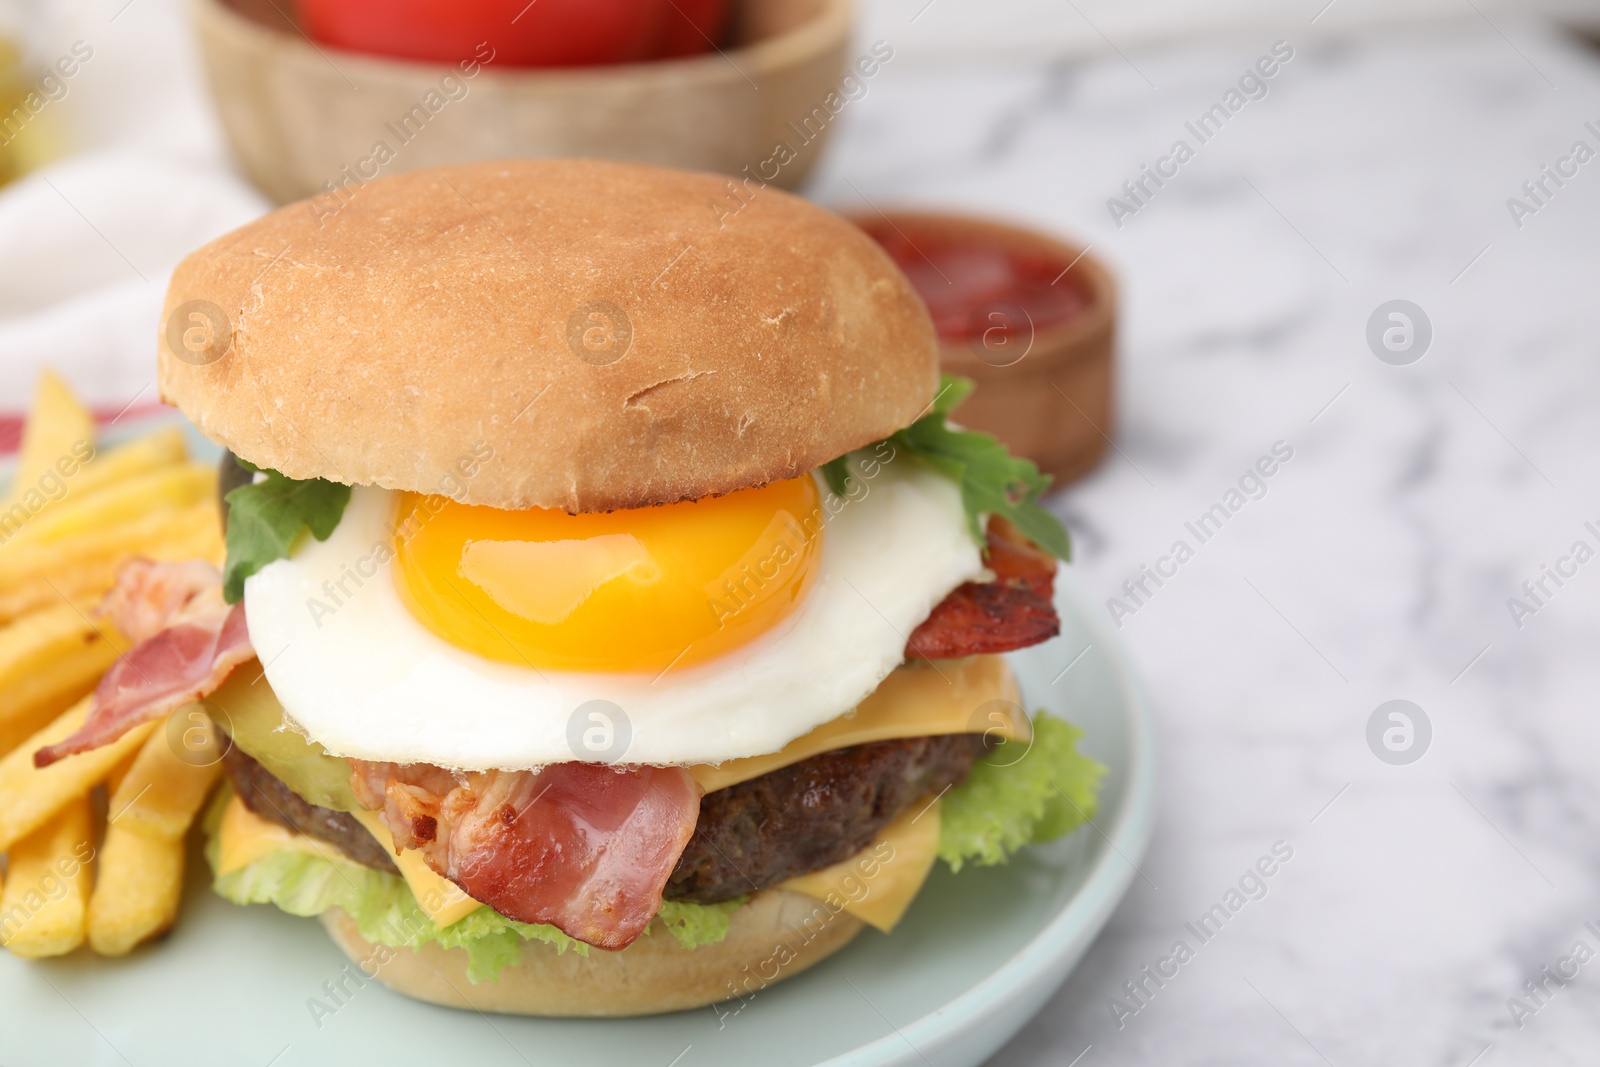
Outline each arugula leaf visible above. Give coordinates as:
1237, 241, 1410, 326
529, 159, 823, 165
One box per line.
827, 374, 1071, 561
819, 455, 852, 497
222, 460, 351, 603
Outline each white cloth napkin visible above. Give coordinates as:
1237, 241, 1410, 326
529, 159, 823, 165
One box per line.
0, 149, 268, 410
0, 0, 269, 413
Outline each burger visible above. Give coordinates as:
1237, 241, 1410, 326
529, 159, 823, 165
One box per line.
35, 160, 1102, 1016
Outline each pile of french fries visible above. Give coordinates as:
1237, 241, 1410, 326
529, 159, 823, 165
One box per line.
0, 372, 225, 959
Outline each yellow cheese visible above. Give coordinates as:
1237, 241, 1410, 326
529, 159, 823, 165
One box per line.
214, 795, 482, 929
348, 808, 483, 929
215, 794, 323, 874
781, 799, 942, 933
689, 654, 1028, 793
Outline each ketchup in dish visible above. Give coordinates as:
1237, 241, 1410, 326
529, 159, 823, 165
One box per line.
860, 221, 1093, 342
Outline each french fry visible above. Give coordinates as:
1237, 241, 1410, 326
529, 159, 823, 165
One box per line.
0, 426, 189, 541
59, 426, 188, 500
0, 694, 95, 767
1, 371, 94, 513
0, 696, 157, 853
0, 502, 223, 625
0, 573, 106, 629
0, 462, 214, 548
0, 497, 222, 588
104, 747, 140, 796
107, 707, 224, 841
0, 794, 93, 958
86, 825, 183, 956
0, 603, 121, 757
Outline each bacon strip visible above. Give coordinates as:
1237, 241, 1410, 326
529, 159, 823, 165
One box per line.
351, 759, 701, 951
906, 516, 1059, 660
34, 560, 255, 767
100, 558, 229, 643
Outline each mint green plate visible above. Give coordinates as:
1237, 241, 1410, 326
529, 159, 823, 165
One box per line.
0, 414, 1156, 1067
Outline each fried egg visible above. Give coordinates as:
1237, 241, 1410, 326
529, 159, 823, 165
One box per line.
242, 456, 985, 769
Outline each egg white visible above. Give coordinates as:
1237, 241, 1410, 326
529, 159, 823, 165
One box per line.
242, 458, 986, 770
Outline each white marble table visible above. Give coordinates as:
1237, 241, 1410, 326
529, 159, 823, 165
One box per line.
808, 17, 1600, 1067
6, 6, 1600, 1065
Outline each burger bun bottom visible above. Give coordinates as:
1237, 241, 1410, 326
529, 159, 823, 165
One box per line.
319, 888, 865, 1016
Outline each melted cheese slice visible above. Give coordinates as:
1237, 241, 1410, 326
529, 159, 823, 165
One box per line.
688, 655, 1027, 793
781, 800, 941, 933
349, 808, 481, 927
215, 793, 321, 873
214, 795, 481, 928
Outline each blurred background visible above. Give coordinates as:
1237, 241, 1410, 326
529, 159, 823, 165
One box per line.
4, 0, 1600, 1063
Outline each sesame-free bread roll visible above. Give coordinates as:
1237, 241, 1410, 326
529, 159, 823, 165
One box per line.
159, 159, 936, 512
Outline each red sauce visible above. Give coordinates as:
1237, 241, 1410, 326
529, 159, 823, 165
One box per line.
863, 224, 1093, 342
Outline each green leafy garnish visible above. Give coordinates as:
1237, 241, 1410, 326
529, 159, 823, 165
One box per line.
826, 375, 1070, 560
222, 460, 351, 603
654, 897, 747, 949
939, 714, 1105, 871
209, 842, 581, 982
820, 454, 853, 497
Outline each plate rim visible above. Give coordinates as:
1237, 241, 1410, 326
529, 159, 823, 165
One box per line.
822, 570, 1159, 1066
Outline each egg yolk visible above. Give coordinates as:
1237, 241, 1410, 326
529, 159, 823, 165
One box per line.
392, 476, 825, 674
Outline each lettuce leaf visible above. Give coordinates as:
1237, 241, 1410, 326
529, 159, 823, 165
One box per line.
939, 714, 1106, 872
821, 375, 1071, 561
204, 798, 741, 983
656, 898, 745, 949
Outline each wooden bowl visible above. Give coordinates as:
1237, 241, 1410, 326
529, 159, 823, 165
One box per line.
191, 0, 854, 204
847, 211, 1116, 487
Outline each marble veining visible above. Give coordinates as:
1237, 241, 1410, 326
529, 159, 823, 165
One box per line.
809, 18, 1600, 1066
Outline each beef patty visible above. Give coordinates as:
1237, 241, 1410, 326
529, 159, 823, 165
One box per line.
666, 733, 983, 902
221, 733, 984, 903
223, 744, 399, 874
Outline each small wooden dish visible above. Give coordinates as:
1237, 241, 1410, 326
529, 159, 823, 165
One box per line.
848, 211, 1116, 487
191, 0, 853, 204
